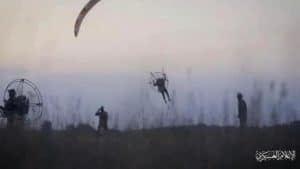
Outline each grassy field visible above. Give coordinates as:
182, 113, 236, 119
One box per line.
0, 123, 299, 169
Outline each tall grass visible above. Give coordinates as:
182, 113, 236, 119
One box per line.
15, 79, 299, 130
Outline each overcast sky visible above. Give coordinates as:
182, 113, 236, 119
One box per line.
0, 0, 300, 128
0, 0, 299, 78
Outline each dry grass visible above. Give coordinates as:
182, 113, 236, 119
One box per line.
0, 122, 299, 169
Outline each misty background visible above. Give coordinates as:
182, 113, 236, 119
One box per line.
0, 0, 299, 129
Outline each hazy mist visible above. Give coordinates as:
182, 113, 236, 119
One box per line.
0, 0, 300, 129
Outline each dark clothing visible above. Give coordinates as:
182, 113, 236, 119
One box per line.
3, 97, 17, 116
154, 78, 171, 103
154, 78, 166, 88
95, 110, 108, 131
1, 97, 18, 128
238, 99, 247, 128
1, 96, 26, 129
160, 88, 170, 103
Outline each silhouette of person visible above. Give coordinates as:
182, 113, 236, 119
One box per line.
237, 93, 247, 128
15, 95, 29, 129
95, 106, 108, 132
0, 89, 17, 128
153, 73, 171, 103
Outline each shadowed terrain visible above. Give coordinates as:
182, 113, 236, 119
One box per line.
0, 122, 299, 169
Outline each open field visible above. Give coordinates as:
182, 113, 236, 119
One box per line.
0, 122, 299, 169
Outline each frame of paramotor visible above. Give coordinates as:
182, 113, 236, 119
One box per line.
2, 79, 43, 121
149, 71, 169, 90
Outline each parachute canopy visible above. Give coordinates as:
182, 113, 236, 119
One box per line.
74, 0, 102, 37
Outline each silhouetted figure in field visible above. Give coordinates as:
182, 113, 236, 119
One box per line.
153, 73, 171, 103
95, 106, 108, 133
237, 93, 247, 128
0, 89, 18, 128
0, 89, 28, 129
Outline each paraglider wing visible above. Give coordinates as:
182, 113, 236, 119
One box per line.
74, 0, 102, 37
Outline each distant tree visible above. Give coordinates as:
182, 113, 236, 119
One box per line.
222, 94, 229, 126
250, 81, 264, 127
269, 81, 279, 125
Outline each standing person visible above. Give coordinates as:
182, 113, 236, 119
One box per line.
95, 106, 108, 133
0, 89, 18, 128
237, 93, 247, 128
15, 95, 29, 129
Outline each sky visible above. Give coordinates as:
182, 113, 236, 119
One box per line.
0, 0, 300, 128
0, 0, 299, 76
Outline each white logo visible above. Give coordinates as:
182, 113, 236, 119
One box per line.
256, 150, 296, 162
